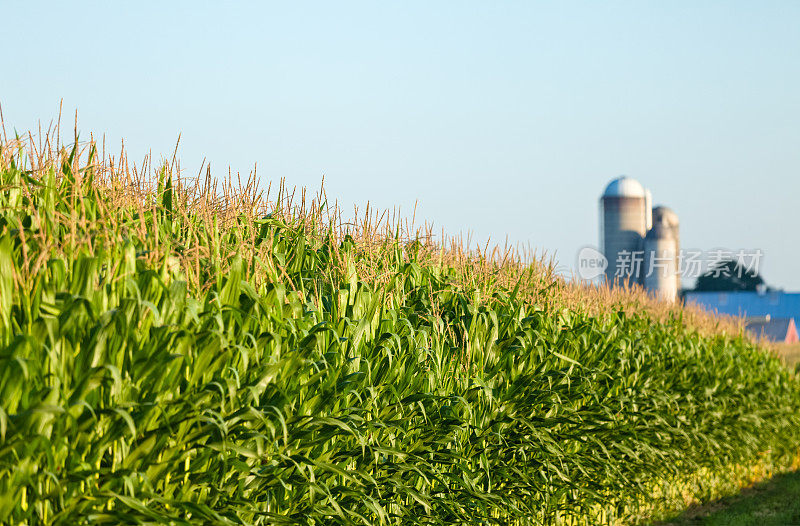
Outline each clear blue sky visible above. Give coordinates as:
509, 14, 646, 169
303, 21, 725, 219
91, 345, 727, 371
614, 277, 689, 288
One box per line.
3, 2, 799, 288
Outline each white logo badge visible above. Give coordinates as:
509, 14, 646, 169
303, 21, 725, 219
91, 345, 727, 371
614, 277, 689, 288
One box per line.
576, 246, 607, 281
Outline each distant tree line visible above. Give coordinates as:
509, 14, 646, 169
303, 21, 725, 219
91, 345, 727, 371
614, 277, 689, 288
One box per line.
693, 260, 766, 292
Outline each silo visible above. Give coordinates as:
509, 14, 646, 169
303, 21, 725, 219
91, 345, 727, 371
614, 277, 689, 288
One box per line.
600, 176, 648, 286
652, 206, 679, 254
643, 207, 679, 301
650, 206, 681, 293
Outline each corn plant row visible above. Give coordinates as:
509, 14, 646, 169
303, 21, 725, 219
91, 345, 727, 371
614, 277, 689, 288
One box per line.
0, 145, 799, 525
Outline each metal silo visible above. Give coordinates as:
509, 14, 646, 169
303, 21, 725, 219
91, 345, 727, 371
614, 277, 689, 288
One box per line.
649, 206, 681, 296
651, 206, 679, 254
643, 212, 679, 302
600, 176, 648, 286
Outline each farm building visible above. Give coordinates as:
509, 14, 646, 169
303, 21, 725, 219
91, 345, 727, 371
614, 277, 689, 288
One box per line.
744, 317, 799, 344
684, 291, 800, 343
684, 291, 800, 319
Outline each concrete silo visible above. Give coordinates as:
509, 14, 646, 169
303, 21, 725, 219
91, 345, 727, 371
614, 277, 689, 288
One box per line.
600, 176, 648, 286
652, 206, 679, 256
644, 206, 680, 300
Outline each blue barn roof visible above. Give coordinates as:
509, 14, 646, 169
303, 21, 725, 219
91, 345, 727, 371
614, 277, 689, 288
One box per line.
684, 291, 800, 320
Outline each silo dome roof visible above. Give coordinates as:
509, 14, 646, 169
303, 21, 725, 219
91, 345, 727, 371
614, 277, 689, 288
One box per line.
652, 206, 679, 227
602, 176, 646, 198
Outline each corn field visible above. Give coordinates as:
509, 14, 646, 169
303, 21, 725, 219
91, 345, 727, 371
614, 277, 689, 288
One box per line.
1, 135, 799, 525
